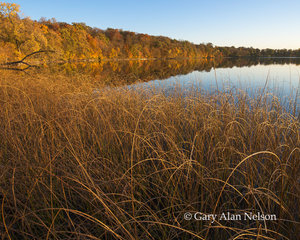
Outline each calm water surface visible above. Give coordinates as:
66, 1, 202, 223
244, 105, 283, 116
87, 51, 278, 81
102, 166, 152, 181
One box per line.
125, 58, 300, 113
52, 57, 300, 113
131, 61, 299, 97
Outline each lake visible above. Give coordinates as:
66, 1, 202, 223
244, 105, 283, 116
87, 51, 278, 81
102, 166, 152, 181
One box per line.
99, 57, 299, 114
41, 57, 300, 114
131, 59, 300, 97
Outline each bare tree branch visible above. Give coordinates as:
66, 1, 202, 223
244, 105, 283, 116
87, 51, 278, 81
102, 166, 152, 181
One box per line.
0, 50, 55, 71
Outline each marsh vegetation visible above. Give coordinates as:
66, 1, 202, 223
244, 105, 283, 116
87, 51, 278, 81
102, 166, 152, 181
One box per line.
0, 3, 299, 239
0, 64, 299, 239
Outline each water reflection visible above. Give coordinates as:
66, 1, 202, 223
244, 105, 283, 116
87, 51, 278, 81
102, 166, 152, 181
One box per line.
45, 57, 300, 86
40, 57, 300, 114
127, 59, 300, 113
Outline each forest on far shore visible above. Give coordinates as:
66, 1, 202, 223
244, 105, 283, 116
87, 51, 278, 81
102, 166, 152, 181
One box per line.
1, 2, 300, 63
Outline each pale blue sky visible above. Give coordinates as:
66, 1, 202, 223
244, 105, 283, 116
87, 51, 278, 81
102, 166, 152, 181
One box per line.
6, 0, 300, 49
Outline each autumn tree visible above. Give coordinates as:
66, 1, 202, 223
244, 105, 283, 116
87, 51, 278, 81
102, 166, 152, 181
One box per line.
0, 2, 23, 58
0, 2, 19, 17
1, 2, 300, 62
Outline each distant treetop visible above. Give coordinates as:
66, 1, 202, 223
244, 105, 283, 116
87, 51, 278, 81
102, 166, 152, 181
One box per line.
0, 2, 20, 17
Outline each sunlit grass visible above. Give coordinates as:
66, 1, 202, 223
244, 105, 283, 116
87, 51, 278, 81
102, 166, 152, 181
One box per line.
0, 72, 299, 239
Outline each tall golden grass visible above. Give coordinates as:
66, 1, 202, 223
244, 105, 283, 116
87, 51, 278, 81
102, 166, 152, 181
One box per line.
0, 72, 299, 239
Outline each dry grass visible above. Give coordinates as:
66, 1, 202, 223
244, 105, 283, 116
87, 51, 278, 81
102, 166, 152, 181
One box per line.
0, 72, 299, 239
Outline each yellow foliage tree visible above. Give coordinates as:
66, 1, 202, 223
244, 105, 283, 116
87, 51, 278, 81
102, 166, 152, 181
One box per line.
0, 2, 20, 17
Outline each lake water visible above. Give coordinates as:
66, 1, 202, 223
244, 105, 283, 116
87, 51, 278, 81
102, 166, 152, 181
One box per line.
123, 58, 300, 114
51, 57, 300, 114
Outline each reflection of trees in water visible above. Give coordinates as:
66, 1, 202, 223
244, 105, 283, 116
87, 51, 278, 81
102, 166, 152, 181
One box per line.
220, 57, 300, 67
45, 57, 300, 85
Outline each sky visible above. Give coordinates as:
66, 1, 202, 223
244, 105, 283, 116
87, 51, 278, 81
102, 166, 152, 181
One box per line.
5, 0, 300, 50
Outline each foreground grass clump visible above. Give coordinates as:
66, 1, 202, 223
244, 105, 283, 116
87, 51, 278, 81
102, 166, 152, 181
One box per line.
0, 73, 299, 239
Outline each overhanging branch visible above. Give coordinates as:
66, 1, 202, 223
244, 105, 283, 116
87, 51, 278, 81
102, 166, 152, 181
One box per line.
0, 50, 55, 71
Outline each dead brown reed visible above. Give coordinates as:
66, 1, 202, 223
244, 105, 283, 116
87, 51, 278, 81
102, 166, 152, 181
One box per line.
0, 72, 299, 239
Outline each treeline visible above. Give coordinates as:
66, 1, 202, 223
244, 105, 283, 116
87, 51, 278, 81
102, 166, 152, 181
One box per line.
216, 46, 300, 58
0, 2, 300, 62
0, 2, 221, 62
